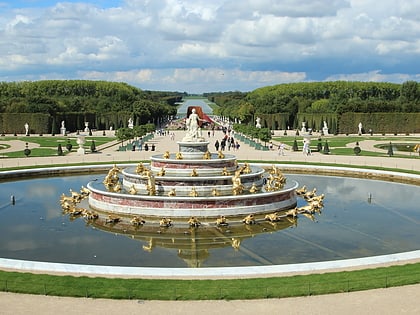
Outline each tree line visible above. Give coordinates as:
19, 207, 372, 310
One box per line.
0, 80, 181, 134
205, 81, 420, 133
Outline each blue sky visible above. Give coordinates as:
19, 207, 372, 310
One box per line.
1, 0, 419, 93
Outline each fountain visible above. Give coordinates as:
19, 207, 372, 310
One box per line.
85, 108, 302, 226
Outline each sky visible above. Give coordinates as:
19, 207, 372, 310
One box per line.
1, 0, 419, 94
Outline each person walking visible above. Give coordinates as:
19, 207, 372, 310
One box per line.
278, 142, 285, 156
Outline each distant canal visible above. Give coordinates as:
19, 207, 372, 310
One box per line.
177, 98, 213, 117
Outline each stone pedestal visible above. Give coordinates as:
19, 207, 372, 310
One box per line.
76, 135, 86, 155
177, 141, 209, 159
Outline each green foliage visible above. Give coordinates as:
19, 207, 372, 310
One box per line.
211, 81, 419, 133
0, 80, 179, 134
233, 124, 271, 143
90, 140, 96, 153
292, 139, 299, 151
339, 112, 420, 134
57, 144, 63, 156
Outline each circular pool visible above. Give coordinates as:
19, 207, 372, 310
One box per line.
1, 165, 419, 275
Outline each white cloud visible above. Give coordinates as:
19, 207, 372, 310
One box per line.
0, 0, 419, 92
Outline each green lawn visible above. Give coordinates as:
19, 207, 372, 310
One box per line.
273, 135, 420, 157
1, 263, 419, 300
0, 136, 116, 157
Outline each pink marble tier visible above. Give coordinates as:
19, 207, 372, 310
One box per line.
121, 165, 265, 196
87, 181, 298, 218
150, 154, 238, 175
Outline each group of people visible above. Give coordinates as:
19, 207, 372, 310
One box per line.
215, 136, 240, 151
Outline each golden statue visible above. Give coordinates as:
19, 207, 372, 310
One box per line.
296, 185, 307, 195
221, 167, 230, 176
241, 163, 251, 174
216, 215, 228, 226
106, 214, 121, 224
157, 167, 166, 176
203, 150, 211, 159
211, 188, 220, 196
189, 187, 198, 197
159, 217, 172, 227
145, 170, 156, 196
304, 188, 317, 200
242, 214, 255, 225
249, 183, 259, 193
265, 212, 281, 222
176, 152, 183, 159
217, 150, 225, 159
190, 168, 198, 177
128, 184, 137, 195
130, 216, 145, 226
285, 208, 298, 218
188, 216, 201, 227
232, 170, 244, 195
168, 188, 176, 197
80, 186, 90, 198
135, 162, 145, 174
163, 151, 170, 159
265, 171, 286, 191
112, 181, 122, 192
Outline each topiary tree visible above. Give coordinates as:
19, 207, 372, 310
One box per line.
354, 141, 361, 155
387, 142, 394, 156
323, 140, 330, 154
23, 143, 31, 157
292, 139, 299, 151
57, 143, 63, 156
90, 140, 97, 153
66, 139, 73, 152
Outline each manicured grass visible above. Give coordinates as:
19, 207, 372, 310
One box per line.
272, 135, 420, 158
3, 147, 59, 158
1, 263, 419, 300
0, 136, 115, 147
0, 136, 116, 157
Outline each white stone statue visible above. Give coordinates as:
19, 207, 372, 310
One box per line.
322, 121, 329, 135
182, 108, 204, 142
24, 123, 29, 135
255, 117, 261, 128
358, 122, 363, 135
84, 122, 90, 133
301, 122, 307, 133
128, 117, 134, 129
60, 120, 66, 135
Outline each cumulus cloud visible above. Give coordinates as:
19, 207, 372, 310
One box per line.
0, 0, 419, 92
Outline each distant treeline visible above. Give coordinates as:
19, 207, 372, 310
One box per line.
205, 81, 420, 134
0, 80, 182, 134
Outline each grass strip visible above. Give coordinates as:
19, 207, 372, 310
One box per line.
1, 263, 419, 300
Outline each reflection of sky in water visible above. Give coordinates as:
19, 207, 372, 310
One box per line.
0, 173, 419, 268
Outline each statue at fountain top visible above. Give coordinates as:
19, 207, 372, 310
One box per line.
182, 108, 205, 142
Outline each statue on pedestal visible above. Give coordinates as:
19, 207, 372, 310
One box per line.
255, 117, 261, 128
322, 121, 329, 135
182, 108, 205, 142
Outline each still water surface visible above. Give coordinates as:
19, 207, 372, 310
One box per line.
0, 173, 419, 268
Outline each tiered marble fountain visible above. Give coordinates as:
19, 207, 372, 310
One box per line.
87, 113, 298, 227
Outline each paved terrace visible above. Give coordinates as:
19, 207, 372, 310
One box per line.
1, 130, 420, 171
